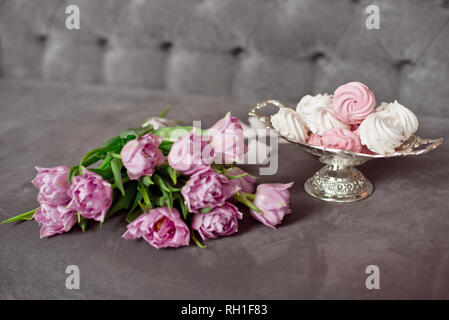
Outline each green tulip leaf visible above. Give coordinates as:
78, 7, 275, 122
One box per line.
129, 191, 143, 215
90, 167, 114, 180
153, 174, 171, 192
158, 141, 174, 154
168, 167, 178, 185
142, 176, 154, 187
103, 182, 137, 224
137, 180, 152, 208
152, 126, 201, 142
111, 158, 125, 196
125, 207, 144, 223
163, 177, 181, 192
178, 197, 189, 220
119, 124, 153, 141
151, 194, 165, 207
200, 207, 212, 214
159, 188, 173, 211
97, 153, 113, 170
100, 135, 122, 148
68, 165, 79, 184
78, 216, 88, 232
1, 208, 37, 224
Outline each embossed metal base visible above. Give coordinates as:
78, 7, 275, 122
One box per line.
304, 165, 373, 202
250, 99, 443, 203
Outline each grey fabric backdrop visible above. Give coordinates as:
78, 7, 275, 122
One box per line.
0, 80, 448, 299
0, 0, 449, 300
1, 0, 449, 116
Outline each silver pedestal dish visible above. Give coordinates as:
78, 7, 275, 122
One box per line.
249, 100, 444, 203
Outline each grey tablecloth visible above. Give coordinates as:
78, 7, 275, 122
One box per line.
0, 80, 448, 299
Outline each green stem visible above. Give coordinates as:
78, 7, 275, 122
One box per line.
191, 231, 207, 249
168, 167, 178, 185
83, 155, 102, 167
138, 180, 152, 208
241, 192, 255, 200
232, 192, 261, 214
97, 153, 113, 170
211, 163, 224, 173
1, 208, 37, 224
153, 174, 171, 192
158, 105, 172, 118
112, 176, 129, 189
226, 172, 249, 180
79, 147, 110, 174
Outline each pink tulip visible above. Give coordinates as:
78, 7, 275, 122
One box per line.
67, 168, 113, 222
192, 202, 243, 240
250, 183, 294, 229
208, 112, 245, 163
121, 133, 165, 180
181, 168, 240, 213
34, 203, 78, 238
31, 166, 71, 206
122, 207, 190, 249
168, 130, 214, 175
224, 167, 256, 194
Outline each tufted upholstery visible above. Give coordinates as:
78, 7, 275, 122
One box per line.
1, 0, 449, 117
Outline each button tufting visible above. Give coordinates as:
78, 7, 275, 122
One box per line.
97, 37, 108, 48
230, 47, 245, 56
395, 59, 414, 69
0, 0, 447, 118
160, 42, 173, 51
310, 52, 326, 62
36, 34, 48, 44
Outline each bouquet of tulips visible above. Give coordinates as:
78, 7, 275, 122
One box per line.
2, 109, 293, 249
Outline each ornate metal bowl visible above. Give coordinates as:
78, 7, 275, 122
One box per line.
249, 100, 444, 203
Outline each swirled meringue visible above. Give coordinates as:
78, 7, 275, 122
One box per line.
271, 107, 309, 143
358, 101, 418, 155
377, 100, 418, 138
296, 93, 350, 135
321, 128, 362, 152
332, 81, 376, 125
